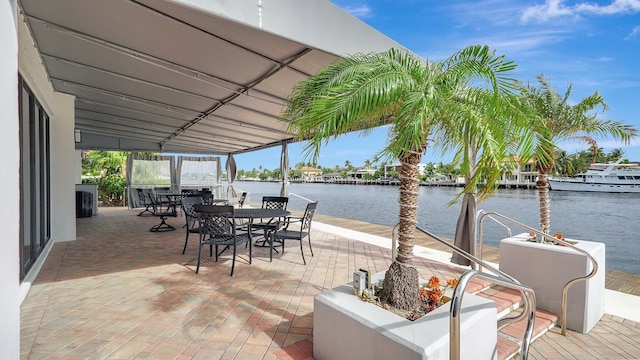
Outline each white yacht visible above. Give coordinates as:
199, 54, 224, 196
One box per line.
548, 159, 640, 193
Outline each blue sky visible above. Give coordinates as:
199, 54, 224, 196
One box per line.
234, 0, 640, 171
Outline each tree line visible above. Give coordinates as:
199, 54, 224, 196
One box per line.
237, 147, 630, 181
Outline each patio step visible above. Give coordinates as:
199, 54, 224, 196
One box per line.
476, 286, 559, 360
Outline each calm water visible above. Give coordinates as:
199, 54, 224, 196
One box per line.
232, 181, 640, 274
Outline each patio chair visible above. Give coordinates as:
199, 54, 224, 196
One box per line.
180, 196, 203, 254
233, 192, 250, 232
181, 189, 198, 196
200, 192, 215, 205
238, 191, 247, 208
251, 196, 288, 246
148, 189, 177, 232
136, 188, 154, 216
154, 187, 175, 208
270, 202, 318, 264
194, 204, 251, 276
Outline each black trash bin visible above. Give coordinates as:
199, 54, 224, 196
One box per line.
76, 191, 93, 218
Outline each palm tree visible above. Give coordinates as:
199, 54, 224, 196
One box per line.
608, 148, 625, 162
439, 88, 528, 197
436, 74, 536, 272
283, 45, 518, 311
424, 162, 436, 180
554, 149, 575, 176
521, 74, 637, 234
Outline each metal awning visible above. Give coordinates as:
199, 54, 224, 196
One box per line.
19, 0, 403, 155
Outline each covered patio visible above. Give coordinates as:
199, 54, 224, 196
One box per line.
3, 1, 404, 356
21, 207, 640, 359
6, 1, 640, 359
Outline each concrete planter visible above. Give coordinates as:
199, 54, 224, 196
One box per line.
499, 233, 605, 333
313, 272, 497, 360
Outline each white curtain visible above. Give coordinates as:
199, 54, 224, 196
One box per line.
176, 156, 222, 198
127, 154, 176, 207
127, 154, 223, 207
226, 154, 237, 200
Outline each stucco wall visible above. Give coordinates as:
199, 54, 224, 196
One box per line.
18, 10, 76, 242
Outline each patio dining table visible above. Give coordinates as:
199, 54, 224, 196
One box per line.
234, 208, 290, 246
160, 193, 228, 209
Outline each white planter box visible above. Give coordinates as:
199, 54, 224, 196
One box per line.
314, 272, 497, 360
499, 233, 605, 334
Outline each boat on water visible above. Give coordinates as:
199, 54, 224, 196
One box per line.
548, 159, 640, 193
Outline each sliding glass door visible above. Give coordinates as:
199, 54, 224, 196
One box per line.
18, 74, 51, 281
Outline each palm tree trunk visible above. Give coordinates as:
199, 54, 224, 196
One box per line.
378, 150, 421, 311
536, 172, 551, 234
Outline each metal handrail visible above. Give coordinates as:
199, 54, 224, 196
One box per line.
414, 225, 536, 360
477, 210, 600, 336
450, 270, 536, 360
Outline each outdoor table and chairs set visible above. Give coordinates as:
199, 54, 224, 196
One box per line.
136, 188, 318, 276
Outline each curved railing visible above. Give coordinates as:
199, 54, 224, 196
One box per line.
409, 225, 536, 360
450, 270, 536, 360
477, 210, 600, 336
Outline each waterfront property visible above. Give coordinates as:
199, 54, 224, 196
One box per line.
2, 1, 405, 357
6, 1, 640, 359
21, 207, 640, 359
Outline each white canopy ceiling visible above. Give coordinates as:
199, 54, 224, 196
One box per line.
20, 0, 404, 155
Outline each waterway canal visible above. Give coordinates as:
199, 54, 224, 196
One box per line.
232, 181, 640, 274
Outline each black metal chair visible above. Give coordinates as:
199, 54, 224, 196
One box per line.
233, 192, 250, 232
180, 196, 203, 254
200, 192, 215, 205
194, 204, 251, 276
238, 192, 247, 208
154, 187, 175, 208
270, 202, 318, 264
148, 189, 177, 232
136, 188, 154, 216
181, 189, 199, 196
251, 196, 288, 247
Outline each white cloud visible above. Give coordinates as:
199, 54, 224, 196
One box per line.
575, 0, 640, 15
447, 0, 526, 27
447, 28, 570, 57
625, 25, 640, 40
342, 4, 373, 18
522, 0, 640, 23
521, 0, 574, 23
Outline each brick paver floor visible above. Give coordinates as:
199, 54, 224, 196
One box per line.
20, 207, 640, 359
